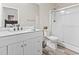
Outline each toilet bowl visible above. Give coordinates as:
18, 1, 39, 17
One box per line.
44, 36, 58, 49
43, 36, 58, 54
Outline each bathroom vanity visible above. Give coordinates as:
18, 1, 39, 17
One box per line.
0, 29, 43, 55
0, 3, 43, 55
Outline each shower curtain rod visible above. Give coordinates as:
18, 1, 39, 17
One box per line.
51, 4, 79, 12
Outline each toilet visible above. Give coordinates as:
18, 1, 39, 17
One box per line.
45, 36, 58, 49
43, 28, 59, 54
43, 35, 59, 54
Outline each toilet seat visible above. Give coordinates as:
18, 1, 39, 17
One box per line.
46, 36, 58, 42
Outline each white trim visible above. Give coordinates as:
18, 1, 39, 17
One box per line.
52, 4, 79, 12
17, 8, 19, 24
64, 42, 79, 53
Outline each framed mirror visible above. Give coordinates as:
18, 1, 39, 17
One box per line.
2, 7, 18, 27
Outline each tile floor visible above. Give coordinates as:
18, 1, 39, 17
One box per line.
42, 45, 79, 55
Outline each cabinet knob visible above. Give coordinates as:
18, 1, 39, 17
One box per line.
21, 45, 24, 47
24, 44, 27, 46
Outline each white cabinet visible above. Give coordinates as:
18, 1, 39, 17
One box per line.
8, 42, 23, 55
24, 37, 42, 55
0, 46, 7, 55
0, 31, 43, 55
8, 37, 42, 55
0, 3, 2, 27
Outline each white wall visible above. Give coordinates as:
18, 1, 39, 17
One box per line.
0, 3, 56, 30
1, 3, 75, 29
39, 3, 55, 29
1, 3, 40, 28
1, 3, 74, 29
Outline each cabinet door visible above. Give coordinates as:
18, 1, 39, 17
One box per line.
24, 37, 42, 55
8, 42, 23, 55
0, 46, 7, 55
0, 3, 2, 27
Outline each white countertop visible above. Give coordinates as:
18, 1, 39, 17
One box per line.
0, 29, 41, 37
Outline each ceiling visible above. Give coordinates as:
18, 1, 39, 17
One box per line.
37, 3, 78, 10
54, 3, 77, 9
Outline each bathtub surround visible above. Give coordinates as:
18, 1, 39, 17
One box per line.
50, 4, 79, 53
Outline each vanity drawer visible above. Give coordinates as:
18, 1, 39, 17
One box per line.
19, 31, 43, 39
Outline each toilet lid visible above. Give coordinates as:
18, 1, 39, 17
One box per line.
46, 36, 58, 41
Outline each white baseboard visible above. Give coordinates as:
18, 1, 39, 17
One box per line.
63, 42, 79, 53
